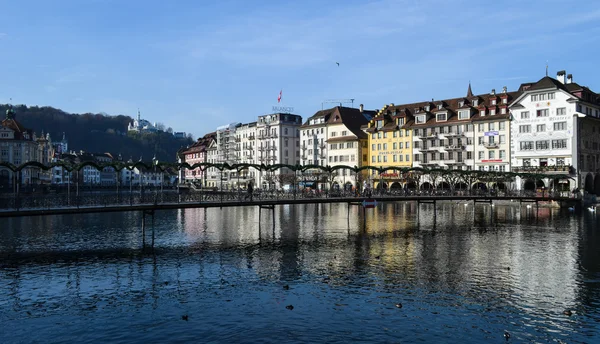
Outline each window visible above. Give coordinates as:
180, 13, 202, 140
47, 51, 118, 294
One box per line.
406, 142, 410, 149
490, 109, 496, 116
372, 133, 376, 139
478, 151, 484, 159
393, 155, 397, 162
406, 154, 410, 162
537, 109, 549, 117
459, 110, 470, 119
499, 135, 506, 144
377, 132, 381, 139
383, 132, 387, 138
521, 111, 530, 119
519, 125, 531, 133
502, 98, 507, 104
557, 107, 566, 116
372, 144, 376, 151
557, 158, 565, 166
399, 142, 403, 149
531, 95, 538, 102
473, 99, 478, 106
552, 139, 567, 149
488, 123, 495, 131
467, 152, 472, 159
478, 124, 484, 131
436, 113, 447, 121
539, 93, 547, 101
491, 99, 497, 105
554, 122, 566, 130
489, 151, 495, 159
372, 156, 375, 163
377, 144, 381, 150
536, 140, 549, 150
416, 115, 426, 124
520, 141, 534, 150
480, 110, 485, 116
478, 137, 484, 145
499, 150, 506, 159
536, 124, 545, 132
499, 122, 505, 130
383, 143, 387, 150
501, 108, 506, 114
341, 130, 347, 136
393, 131, 397, 138
548, 92, 555, 100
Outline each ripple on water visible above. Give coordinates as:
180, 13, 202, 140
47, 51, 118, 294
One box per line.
0, 203, 599, 343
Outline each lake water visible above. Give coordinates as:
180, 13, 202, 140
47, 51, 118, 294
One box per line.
1, 202, 599, 343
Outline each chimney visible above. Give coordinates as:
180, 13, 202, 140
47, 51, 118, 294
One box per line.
359, 104, 364, 113
557, 70, 566, 84
490, 89, 496, 95
502, 86, 507, 94
567, 74, 573, 84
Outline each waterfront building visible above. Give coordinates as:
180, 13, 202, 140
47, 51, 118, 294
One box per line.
0, 105, 48, 187
509, 71, 600, 194
235, 122, 257, 187
181, 133, 215, 186
255, 113, 302, 189
206, 123, 240, 190
301, 106, 373, 190
363, 104, 413, 190
472, 86, 516, 174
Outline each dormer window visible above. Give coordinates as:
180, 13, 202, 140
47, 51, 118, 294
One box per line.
458, 101, 464, 107
490, 109, 496, 116
501, 108, 506, 114
491, 99, 497, 105
414, 107, 420, 113
436, 113, 447, 122
459, 110, 470, 120
502, 98, 507, 104
376, 120, 383, 129
437, 104, 443, 110
480, 110, 485, 116
473, 99, 478, 106
398, 118, 405, 126
416, 115, 426, 124
424, 105, 430, 111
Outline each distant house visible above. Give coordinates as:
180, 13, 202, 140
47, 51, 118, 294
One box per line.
173, 132, 186, 139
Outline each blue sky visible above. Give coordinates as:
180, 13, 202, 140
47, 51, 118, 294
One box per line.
1, 0, 600, 138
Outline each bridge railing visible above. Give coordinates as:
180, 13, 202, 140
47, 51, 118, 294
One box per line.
0, 189, 577, 212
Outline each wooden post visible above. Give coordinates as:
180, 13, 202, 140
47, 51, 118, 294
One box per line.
142, 212, 146, 249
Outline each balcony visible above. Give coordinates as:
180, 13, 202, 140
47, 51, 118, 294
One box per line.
270, 146, 277, 151
420, 146, 438, 152
235, 137, 241, 142
258, 134, 268, 140
444, 131, 464, 137
269, 133, 278, 138
483, 142, 499, 149
511, 165, 574, 174
445, 159, 465, 165
444, 145, 466, 151
258, 146, 266, 152
248, 135, 255, 140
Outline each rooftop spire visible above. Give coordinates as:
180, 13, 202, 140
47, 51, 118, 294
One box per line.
137, 108, 141, 121
467, 82, 473, 98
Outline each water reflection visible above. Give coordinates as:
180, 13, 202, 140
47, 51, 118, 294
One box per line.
0, 202, 599, 343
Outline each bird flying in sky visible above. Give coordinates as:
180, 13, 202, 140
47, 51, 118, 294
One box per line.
336, 62, 340, 66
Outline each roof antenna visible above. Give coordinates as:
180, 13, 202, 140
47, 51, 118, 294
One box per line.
545, 60, 548, 77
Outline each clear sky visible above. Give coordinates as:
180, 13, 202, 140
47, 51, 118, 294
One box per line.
1, 0, 599, 138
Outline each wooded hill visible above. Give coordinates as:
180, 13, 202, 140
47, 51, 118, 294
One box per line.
0, 104, 194, 162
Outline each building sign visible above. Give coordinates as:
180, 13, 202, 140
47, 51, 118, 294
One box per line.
484, 131, 499, 136
272, 106, 294, 113
518, 115, 569, 124
378, 151, 404, 155
481, 159, 503, 163
380, 173, 399, 178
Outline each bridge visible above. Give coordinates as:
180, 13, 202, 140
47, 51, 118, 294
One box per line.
0, 188, 581, 218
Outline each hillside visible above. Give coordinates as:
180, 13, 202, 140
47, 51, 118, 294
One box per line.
0, 104, 194, 162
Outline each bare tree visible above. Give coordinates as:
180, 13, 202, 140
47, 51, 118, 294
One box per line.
156, 122, 166, 131
167, 127, 174, 134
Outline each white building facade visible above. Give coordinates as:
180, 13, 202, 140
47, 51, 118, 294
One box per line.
509, 71, 600, 194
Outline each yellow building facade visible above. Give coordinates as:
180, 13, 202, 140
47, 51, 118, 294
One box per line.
363, 105, 413, 190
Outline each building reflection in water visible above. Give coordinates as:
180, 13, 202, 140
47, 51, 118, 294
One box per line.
0, 201, 598, 341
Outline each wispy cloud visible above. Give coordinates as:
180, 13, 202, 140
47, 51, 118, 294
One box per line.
0, 33, 7, 39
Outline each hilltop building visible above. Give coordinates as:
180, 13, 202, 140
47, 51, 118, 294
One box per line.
128, 110, 159, 133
